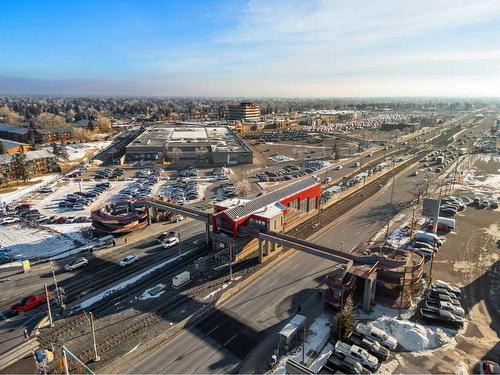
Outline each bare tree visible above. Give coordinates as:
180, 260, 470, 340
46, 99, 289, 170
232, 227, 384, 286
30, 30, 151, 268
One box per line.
408, 179, 429, 204
0, 107, 22, 123
235, 180, 251, 196
94, 115, 112, 133
36, 112, 67, 129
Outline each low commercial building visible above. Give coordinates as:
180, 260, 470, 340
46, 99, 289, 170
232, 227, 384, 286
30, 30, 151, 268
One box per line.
228, 102, 260, 121
125, 125, 253, 166
0, 150, 59, 179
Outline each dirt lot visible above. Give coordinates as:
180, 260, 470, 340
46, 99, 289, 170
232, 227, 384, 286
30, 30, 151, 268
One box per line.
389, 155, 500, 374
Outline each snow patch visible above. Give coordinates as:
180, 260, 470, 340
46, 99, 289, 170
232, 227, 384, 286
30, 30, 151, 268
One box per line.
272, 314, 331, 374
138, 284, 166, 300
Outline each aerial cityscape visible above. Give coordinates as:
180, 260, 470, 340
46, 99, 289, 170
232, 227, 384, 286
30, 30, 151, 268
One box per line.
0, 1, 499, 375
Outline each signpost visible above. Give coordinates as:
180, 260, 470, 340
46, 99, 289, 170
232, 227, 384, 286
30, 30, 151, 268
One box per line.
422, 197, 440, 234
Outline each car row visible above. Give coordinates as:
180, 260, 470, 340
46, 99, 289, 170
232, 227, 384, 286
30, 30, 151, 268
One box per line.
95, 167, 124, 179
120, 176, 159, 200
322, 324, 397, 374
59, 182, 110, 210
420, 280, 464, 328
167, 179, 199, 203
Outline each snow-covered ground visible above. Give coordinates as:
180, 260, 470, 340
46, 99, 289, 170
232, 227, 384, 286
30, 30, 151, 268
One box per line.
272, 314, 332, 374
202, 276, 242, 300
42, 141, 111, 162
458, 168, 500, 199
0, 223, 78, 260
137, 284, 166, 300
269, 155, 295, 163
0, 174, 61, 205
45, 222, 92, 243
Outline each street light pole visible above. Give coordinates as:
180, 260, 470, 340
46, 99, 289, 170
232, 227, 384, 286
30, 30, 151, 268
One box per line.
229, 243, 233, 281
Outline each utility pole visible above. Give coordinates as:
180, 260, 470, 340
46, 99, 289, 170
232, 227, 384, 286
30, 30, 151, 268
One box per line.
302, 325, 306, 364
177, 227, 181, 257
338, 289, 344, 340
229, 243, 233, 281
409, 206, 417, 238
89, 312, 100, 362
44, 284, 54, 328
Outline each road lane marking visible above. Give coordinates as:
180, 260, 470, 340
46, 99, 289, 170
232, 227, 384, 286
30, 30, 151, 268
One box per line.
238, 301, 250, 311
224, 334, 237, 346
206, 325, 219, 336
270, 280, 279, 287
291, 264, 300, 270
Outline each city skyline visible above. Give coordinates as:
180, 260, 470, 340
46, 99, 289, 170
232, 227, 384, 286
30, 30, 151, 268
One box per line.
1, 0, 499, 97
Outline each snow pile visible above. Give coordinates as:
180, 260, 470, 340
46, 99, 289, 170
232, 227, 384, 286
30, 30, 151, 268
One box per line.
202, 276, 242, 300
272, 314, 332, 374
75, 250, 193, 310
0, 223, 77, 260
269, 155, 295, 163
371, 317, 455, 351
138, 284, 166, 300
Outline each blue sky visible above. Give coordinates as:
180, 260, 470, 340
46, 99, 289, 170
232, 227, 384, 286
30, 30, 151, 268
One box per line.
0, 0, 499, 96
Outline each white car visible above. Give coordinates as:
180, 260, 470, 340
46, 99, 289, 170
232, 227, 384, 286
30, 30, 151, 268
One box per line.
433, 280, 461, 296
171, 214, 185, 223
119, 255, 139, 267
72, 204, 85, 211
0, 217, 20, 225
162, 237, 179, 249
64, 257, 89, 271
334, 165, 343, 170
356, 323, 398, 350
334, 341, 378, 371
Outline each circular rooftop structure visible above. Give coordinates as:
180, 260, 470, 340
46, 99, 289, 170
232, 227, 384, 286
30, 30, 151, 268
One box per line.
91, 201, 149, 235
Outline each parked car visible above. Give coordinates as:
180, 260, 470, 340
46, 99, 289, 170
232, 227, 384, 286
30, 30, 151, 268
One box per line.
119, 255, 139, 267
356, 323, 397, 350
346, 332, 390, 361
162, 237, 180, 249
0, 217, 20, 225
420, 308, 464, 328
334, 341, 378, 371
325, 352, 365, 375
425, 299, 464, 317
11, 294, 46, 314
432, 280, 461, 295
64, 257, 89, 271
72, 204, 85, 211
426, 291, 461, 306
37, 187, 54, 193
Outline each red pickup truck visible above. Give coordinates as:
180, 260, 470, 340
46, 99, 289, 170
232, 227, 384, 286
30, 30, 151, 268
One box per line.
11, 294, 46, 314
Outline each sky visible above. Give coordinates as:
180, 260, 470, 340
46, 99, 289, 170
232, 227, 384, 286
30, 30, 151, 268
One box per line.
0, 0, 499, 97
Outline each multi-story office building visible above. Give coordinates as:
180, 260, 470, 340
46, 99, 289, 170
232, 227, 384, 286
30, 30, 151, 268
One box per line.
228, 102, 260, 121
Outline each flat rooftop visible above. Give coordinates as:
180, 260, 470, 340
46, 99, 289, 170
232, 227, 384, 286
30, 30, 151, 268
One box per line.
127, 125, 248, 153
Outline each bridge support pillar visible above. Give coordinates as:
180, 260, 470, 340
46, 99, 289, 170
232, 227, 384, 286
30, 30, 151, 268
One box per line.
363, 278, 374, 312
370, 279, 377, 304
205, 219, 211, 248
258, 239, 263, 264
152, 207, 159, 222
147, 207, 153, 225
265, 240, 270, 257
